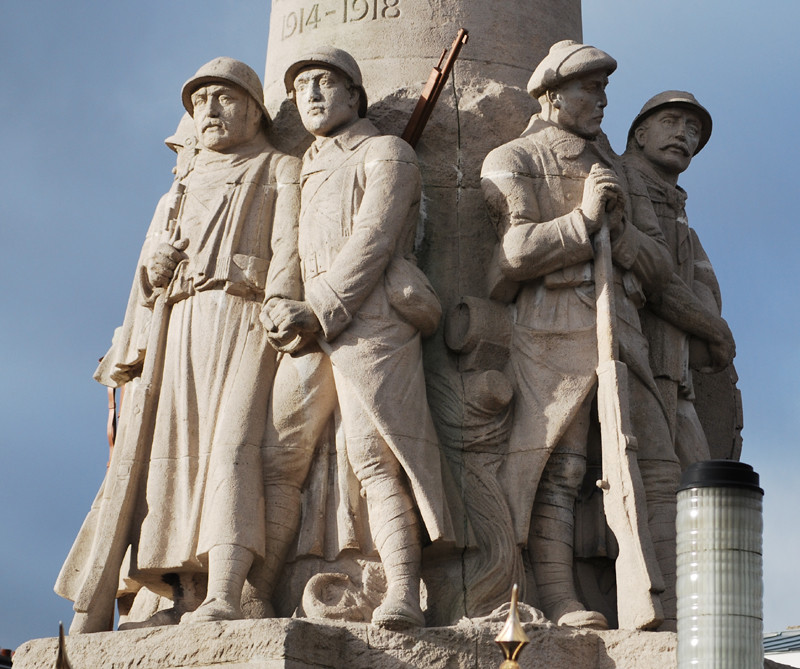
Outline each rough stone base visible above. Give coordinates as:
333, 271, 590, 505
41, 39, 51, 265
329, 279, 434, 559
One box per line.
14, 618, 791, 669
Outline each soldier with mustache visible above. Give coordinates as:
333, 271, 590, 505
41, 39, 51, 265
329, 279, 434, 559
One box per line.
56, 57, 301, 631
623, 92, 736, 468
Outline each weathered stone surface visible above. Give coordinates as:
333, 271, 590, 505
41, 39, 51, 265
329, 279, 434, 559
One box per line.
254, 46, 457, 630
256, 0, 589, 627
14, 620, 793, 669
693, 365, 743, 460
623, 90, 739, 472
264, 0, 581, 114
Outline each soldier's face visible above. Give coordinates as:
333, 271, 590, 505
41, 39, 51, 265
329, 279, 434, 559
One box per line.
551, 72, 608, 139
191, 83, 261, 152
293, 67, 359, 137
635, 107, 702, 177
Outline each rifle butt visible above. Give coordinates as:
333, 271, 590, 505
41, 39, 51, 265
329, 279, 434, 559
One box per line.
596, 359, 665, 629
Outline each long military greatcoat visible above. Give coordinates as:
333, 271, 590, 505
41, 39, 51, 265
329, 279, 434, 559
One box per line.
268, 118, 455, 550
56, 134, 300, 603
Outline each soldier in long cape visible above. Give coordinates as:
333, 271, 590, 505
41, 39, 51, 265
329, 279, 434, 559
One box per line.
55, 57, 301, 630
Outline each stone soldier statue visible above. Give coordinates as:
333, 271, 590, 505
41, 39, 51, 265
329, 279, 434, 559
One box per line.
55, 57, 301, 631
253, 46, 454, 630
88, 112, 201, 627
623, 91, 735, 467
481, 40, 681, 629
92, 112, 200, 393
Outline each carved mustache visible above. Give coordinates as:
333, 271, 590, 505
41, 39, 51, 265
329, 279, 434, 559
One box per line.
662, 143, 690, 156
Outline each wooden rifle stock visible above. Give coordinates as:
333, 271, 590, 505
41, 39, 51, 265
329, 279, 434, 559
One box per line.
594, 211, 665, 630
401, 28, 469, 147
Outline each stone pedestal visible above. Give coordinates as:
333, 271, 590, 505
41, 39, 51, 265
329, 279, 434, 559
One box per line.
16, 620, 796, 669
10, 619, 675, 669
13, 620, 792, 669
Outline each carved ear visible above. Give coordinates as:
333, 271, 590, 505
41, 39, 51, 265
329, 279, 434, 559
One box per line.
547, 88, 561, 109
246, 98, 264, 134
349, 86, 361, 112
634, 123, 647, 149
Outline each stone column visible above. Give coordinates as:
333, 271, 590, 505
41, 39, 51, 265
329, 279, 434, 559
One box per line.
263, 1, 581, 303
262, 0, 582, 623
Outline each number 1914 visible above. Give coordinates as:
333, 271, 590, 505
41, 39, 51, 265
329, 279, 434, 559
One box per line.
281, 0, 400, 40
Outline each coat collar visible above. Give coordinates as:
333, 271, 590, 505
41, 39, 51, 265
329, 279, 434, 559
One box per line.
624, 150, 688, 207
305, 117, 379, 162
521, 114, 617, 166
193, 133, 271, 172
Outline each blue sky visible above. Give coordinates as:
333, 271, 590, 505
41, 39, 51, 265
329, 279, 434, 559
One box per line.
2, 0, 799, 651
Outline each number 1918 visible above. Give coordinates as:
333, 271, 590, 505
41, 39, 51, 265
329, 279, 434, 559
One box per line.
343, 0, 400, 22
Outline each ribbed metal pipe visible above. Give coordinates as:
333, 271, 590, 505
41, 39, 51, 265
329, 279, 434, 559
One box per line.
676, 460, 763, 669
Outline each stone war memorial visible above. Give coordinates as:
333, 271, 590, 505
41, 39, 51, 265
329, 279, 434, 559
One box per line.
17, 0, 781, 667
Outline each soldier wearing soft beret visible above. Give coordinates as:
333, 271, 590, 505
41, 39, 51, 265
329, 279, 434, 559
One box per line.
526, 39, 617, 98
481, 40, 679, 630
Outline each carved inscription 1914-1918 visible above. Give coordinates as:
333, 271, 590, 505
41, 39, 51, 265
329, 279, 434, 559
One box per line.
279, 0, 401, 41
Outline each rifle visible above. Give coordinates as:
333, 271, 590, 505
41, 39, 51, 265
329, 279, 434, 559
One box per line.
401, 28, 469, 147
592, 176, 665, 630
69, 183, 186, 633
106, 387, 117, 462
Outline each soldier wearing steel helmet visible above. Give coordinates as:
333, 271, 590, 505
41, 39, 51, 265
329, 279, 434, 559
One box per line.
56, 57, 301, 630
252, 46, 455, 630
481, 40, 679, 629
91, 112, 200, 394
623, 91, 736, 469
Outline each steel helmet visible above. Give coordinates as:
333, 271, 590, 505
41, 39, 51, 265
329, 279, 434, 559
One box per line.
627, 90, 712, 155
181, 57, 271, 125
284, 46, 368, 118
164, 112, 197, 152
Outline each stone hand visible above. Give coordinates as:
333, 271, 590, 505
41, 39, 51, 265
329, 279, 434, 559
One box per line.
259, 307, 277, 333
260, 304, 297, 346
267, 299, 321, 336
605, 198, 626, 240
146, 238, 189, 288
708, 317, 736, 370
582, 163, 624, 233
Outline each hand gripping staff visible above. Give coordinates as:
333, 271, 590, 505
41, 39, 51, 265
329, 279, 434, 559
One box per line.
592, 165, 665, 630
69, 181, 187, 633
401, 28, 469, 148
